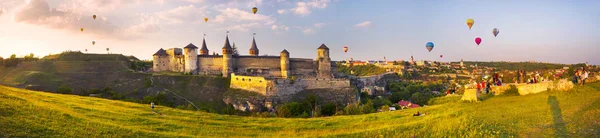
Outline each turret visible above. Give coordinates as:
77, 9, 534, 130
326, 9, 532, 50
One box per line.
280, 49, 290, 78
222, 35, 233, 77
183, 43, 198, 74
249, 36, 259, 56
152, 48, 169, 72
317, 44, 332, 78
200, 37, 209, 55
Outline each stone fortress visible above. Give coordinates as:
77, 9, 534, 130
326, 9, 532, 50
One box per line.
152, 34, 352, 106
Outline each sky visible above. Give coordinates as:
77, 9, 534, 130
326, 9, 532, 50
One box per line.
0, 0, 599, 64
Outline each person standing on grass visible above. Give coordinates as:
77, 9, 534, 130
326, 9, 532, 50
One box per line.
582, 70, 589, 85
151, 102, 155, 112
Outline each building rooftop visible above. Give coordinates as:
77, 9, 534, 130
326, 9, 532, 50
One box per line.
184, 43, 198, 49
153, 48, 168, 56
318, 44, 329, 50
250, 37, 259, 51
200, 38, 209, 51
222, 35, 232, 50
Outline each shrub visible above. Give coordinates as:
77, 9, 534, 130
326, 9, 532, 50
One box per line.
276, 102, 307, 118
360, 100, 376, 114
503, 85, 520, 96
57, 85, 72, 94
381, 105, 390, 112
343, 103, 362, 115
221, 104, 236, 115
320, 103, 337, 116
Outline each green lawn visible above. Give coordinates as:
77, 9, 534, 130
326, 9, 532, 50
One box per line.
1, 83, 599, 137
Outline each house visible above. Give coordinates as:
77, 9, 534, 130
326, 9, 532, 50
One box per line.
389, 107, 396, 111
397, 100, 420, 109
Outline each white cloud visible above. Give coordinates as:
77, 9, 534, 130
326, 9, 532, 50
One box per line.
224, 22, 261, 32
354, 21, 371, 28
271, 24, 289, 31
314, 22, 327, 28
302, 28, 315, 34
181, 0, 204, 3
15, 0, 158, 39
157, 4, 206, 24
291, 0, 331, 16
248, 0, 263, 7
277, 9, 287, 14
213, 8, 275, 25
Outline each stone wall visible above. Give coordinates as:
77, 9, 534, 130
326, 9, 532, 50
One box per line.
289, 59, 317, 78
301, 78, 350, 89
230, 74, 269, 95
461, 78, 585, 101
198, 56, 223, 75
235, 56, 281, 69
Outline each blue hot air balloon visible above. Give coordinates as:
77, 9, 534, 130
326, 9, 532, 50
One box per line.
426, 42, 434, 52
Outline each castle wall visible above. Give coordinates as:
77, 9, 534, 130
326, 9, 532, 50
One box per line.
235, 56, 282, 77
198, 56, 224, 75
230, 74, 269, 95
300, 78, 350, 89
289, 58, 317, 78
153, 56, 170, 72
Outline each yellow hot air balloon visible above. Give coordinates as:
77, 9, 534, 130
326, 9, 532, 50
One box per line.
92, 41, 96, 45
93, 15, 97, 20
466, 18, 474, 30
252, 7, 258, 14
204, 17, 208, 22
80, 28, 84, 32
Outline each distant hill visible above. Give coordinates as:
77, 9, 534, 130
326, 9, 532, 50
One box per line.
463, 61, 585, 71
1, 83, 599, 137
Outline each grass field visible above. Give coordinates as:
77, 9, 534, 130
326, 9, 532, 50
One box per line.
1, 83, 599, 137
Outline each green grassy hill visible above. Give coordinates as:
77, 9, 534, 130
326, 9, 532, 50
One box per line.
2, 83, 599, 137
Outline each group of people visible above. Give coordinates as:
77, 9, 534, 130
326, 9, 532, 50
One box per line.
573, 69, 590, 85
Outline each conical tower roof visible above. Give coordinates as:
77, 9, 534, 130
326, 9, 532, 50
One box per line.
250, 37, 258, 51
222, 35, 232, 50
200, 38, 209, 51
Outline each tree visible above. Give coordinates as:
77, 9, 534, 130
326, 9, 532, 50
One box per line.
57, 85, 72, 94
231, 42, 239, 56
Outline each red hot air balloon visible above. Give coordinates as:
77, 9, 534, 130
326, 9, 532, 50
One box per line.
343, 46, 348, 53
475, 37, 482, 45
440, 54, 443, 58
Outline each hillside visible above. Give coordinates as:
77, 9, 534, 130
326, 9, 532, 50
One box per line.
0, 52, 230, 112
1, 83, 599, 137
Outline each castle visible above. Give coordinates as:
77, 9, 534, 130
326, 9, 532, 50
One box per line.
152, 34, 333, 79
153, 35, 351, 106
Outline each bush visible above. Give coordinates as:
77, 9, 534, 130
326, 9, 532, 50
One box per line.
57, 85, 72, 94
276, 102, 307, 118
142, 92, 172, 107
221, 104, 236, 115
381, 105, 390, 112
320, 103, 337, 116
503, 85, 520, 96
343, 103, 362, 115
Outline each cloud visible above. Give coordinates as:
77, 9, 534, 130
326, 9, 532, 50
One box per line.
157, 4, 206, 24
124, 13, 160, 35
213, 8, 274, 24
291, 0, 331, 16
223, 22, 261, 32
271, 24, 290, 34
314, 22, 327, 28
15, 0, 157, 39
277, 9, 287, 14
248, 0, 263, 7
302, 28, 315, 34
354, 21, 371, 27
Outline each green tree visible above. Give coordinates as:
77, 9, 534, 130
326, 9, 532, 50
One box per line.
320, 103, 337, 116
57, 85, 72, 94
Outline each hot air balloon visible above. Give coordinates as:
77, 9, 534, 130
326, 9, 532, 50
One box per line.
466, 18, 474, 30
93, 15, 97, 20
204, 17, 208, 22
252, 7, 258, 14
343, 46, 348, 53
85, 49, 88, 52
92, 41, 96, 45
440, 55, 443, 58
493, 28, 499, 37
426, 42, 434, 52
80, 28, 84, 32
475, 37, 482, 45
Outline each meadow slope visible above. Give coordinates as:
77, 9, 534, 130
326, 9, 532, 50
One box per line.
1, 83, 599, 137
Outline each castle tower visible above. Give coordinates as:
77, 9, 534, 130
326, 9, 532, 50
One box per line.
249, 36, 259, 56
280, 49, 290, 78
410, 55, 415, 65
317, 44, 332, 78
200, 37, 209, 55
460, 59, 464, 68
222, 35, 234, 77
152, 48, 169, 72
183, 43, 198, 74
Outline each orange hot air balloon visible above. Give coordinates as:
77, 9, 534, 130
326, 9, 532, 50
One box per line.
80, 28, 84, 32
252, 7, 258, 14
93, 15, 97, 20
343, 46, 348, 53
466, 18, 474, 30
204, 17, 208, 22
